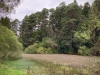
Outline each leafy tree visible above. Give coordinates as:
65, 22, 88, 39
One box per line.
0, 0, 22, 60
0, 0, 21, 17
0, 26, 23, 60
89, 0, 100, 55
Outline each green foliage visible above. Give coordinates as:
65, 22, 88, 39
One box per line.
25, 38, 57, 54
73, 31, 90, 48
40, 38, 57, 48
0, 0, 21, 15
20, 0, 100, 55
0, 26, 23, 60
82, 2, 90, 17
25, 43, 38, 54
11, 19, 20, 35
38, 37, 58, 54
90, 38, 100, 56
78, 46, 92, 56
37, 46, 53, 54
88, 0, 100, 56
57, 1, 83, 53
20, 15, 43, 47
0, 17, 11, 28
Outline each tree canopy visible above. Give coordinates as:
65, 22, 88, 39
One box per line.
0, 0, 21, 17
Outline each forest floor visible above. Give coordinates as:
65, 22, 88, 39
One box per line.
22, 54, 100, 67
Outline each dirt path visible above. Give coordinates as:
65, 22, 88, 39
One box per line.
22, 54, 100, 67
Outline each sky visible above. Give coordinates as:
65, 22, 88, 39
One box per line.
11, 0, 95, 21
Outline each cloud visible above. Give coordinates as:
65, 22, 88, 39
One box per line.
11, 0, 95, 21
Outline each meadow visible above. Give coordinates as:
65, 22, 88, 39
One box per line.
0, 54, 100, 75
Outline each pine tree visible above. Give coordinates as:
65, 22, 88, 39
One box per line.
0, 16, 11, 28
61, 1, 83, 53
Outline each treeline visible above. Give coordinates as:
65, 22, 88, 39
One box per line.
20, 0, 100, 56
1, 0, 99, 56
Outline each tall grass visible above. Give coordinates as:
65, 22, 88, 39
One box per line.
0, 58, 100, 75
30, 59, 100, 75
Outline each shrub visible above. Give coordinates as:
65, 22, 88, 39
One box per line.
42, 37, 58, 49
91, 39, 100, 56
36, 47, 53, 54
78, 46, 92, 56
0, 26, 23, 60
25, 43, 39, 54
37, 37, 58, 54
37, 46, 46, 54
25, 37, 58, 54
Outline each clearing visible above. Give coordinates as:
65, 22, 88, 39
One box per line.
22, 54, 100, 67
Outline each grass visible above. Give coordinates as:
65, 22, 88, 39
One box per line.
29, 59, 100, 75
7, 59, 34, 70
0, 63, 24, 75
0, 57, 100, 75
0, 59, 36, 75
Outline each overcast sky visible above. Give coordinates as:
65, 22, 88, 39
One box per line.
11, 0, 94, 21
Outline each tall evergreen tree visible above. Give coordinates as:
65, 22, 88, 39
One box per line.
0, 16, 11, 28
61, 1, 83, 53
11, 19, 20, 35
20, 15, 30, 47
40, 8, 49, 38
82, 2, 90, 18
48, 8, 55, 38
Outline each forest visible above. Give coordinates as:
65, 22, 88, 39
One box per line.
19, 0, 100, 56
0, 0, 100, 59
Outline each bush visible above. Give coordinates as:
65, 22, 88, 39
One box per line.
0, 26, 23, 60
36, 47, 53, 54
43, 37, 57, 49
25, 37, 58, 54
78, 46, 92, 56
91, 39, 100, 56
37, 46, 46, 54
25, 43, 39, 54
